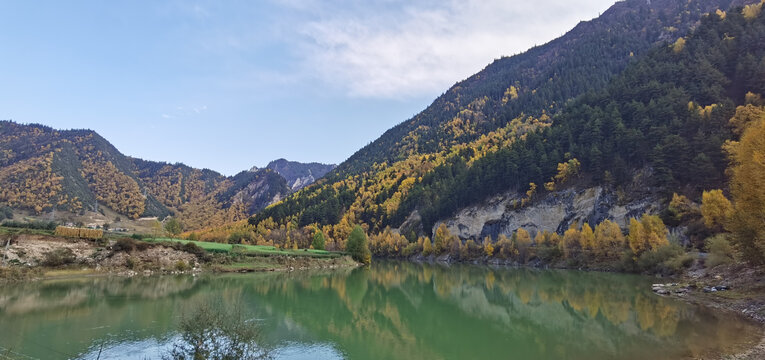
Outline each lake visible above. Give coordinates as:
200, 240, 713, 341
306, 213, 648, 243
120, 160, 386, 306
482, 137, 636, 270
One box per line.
0, 261, 759, 359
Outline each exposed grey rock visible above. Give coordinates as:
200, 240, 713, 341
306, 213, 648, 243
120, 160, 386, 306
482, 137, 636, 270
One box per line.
433, 186, 660, 240
399, 210, 424, 238
225, 169, 290, 214
265, 158, 336, 191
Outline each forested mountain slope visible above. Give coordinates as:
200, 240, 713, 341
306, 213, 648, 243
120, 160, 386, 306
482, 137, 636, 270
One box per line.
331, 0, 758, 178
0, 122, 318, 229
397, 3, 765, 235
247, 0, 762, 243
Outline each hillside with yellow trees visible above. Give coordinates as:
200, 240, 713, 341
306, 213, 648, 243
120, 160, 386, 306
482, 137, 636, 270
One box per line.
243, 1, 760, 232
4, 0, 764, 272
180, 0, 765, 274
0, 121, 338, 230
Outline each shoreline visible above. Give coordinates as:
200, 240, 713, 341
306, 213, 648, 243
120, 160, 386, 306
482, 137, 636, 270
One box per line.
655, 263, 765, 360
0, 234, 359, 283
4, 235, 764, 359
677, 292, 765, 360
1, 256, 361, 283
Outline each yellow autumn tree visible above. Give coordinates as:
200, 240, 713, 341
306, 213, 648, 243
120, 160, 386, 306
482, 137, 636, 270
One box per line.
534, 231, 545, 246
422, 236, 433, 256
546, 158, 582, 191
433, 223, 451, 254
562, 226, 582, 259
482, 236, 494, 257
672, 37, 686, 53
701, 190, 733, 230
516, 228, 532, 263
502, 85, 519, 104
496, 234, 516, 259
580, 223, 596, 251
521, 183, 537, 206
544, 181, 556, 191
726, 105, 765, 263
526, 183, 537, 198
668, 193, 697, 221
729, 103, 765, 135
593, 220, 625, 258
628, 215, 669, 256
536, 230, 561, 248
742, 0, 763, 19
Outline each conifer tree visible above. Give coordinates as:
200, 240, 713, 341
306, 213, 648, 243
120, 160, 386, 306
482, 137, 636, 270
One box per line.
346, 225, 371, 264
312, 230, 326, 250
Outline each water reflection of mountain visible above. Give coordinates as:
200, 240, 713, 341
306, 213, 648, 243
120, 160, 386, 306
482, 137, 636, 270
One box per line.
1, 275, 199, 315
243, 263, 758, 360
0, 275, 206, 359
0, 264, 759, 360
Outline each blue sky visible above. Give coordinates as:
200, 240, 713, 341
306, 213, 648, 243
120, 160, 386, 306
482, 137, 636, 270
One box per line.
0, 0, 615, 175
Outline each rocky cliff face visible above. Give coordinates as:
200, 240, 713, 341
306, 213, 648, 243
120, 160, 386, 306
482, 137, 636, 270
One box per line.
265, 159, 336, 191
433, 186, 661, 241
227, 169, 288, 214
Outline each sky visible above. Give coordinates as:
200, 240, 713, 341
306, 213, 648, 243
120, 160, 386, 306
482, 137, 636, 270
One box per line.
0, 0, 616, 175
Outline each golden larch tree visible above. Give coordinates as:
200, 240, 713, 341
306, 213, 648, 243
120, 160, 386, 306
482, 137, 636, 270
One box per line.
628, 215, 669, 255
580, 223, 596, 251
726, 105, 765, 262
701, 189, 733, 230
593, 220, 625, 258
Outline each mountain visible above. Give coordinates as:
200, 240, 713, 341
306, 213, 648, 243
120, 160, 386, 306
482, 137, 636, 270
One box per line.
331, 0, 758, 178
265, 159, 336, 191
402, 2, 765, 241
0, 122, 332, 230
248, 0, 763, 242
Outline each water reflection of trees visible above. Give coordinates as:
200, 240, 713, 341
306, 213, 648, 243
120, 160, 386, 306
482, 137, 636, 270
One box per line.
0, 265, 758, 360
0, 275, 199, 316
0, 275, 205, 359
245, 262, 758, 360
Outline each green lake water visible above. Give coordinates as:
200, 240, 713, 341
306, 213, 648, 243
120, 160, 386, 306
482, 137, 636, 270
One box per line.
0, 262, 759, 359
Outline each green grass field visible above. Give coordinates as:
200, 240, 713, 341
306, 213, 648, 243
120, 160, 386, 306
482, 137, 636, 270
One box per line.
0, 226, 54, 236
144, 237, 341, 258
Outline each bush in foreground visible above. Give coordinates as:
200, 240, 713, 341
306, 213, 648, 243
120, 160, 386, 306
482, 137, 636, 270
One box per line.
112, 237, 151, 253
706, 234, 735, 267
41, 248, 77, 267
166, 302, 272, 360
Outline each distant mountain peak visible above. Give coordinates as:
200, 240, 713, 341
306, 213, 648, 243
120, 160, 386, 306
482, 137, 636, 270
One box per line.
265, 159, 336, 191
0, 121, 293, 230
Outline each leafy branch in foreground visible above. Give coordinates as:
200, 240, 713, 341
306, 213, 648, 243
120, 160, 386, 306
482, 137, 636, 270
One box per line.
166, 302, 272, 360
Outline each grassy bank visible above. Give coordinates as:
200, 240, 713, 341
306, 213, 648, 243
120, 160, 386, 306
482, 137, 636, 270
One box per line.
142, 237, 343, 258
209, 255, 358, 272
0, 233, 357, 282
0, 226, 55, 237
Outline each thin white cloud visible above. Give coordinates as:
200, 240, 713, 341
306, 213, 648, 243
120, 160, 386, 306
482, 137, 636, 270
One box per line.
162, 105, 208, 119
286, 0, 615, 98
